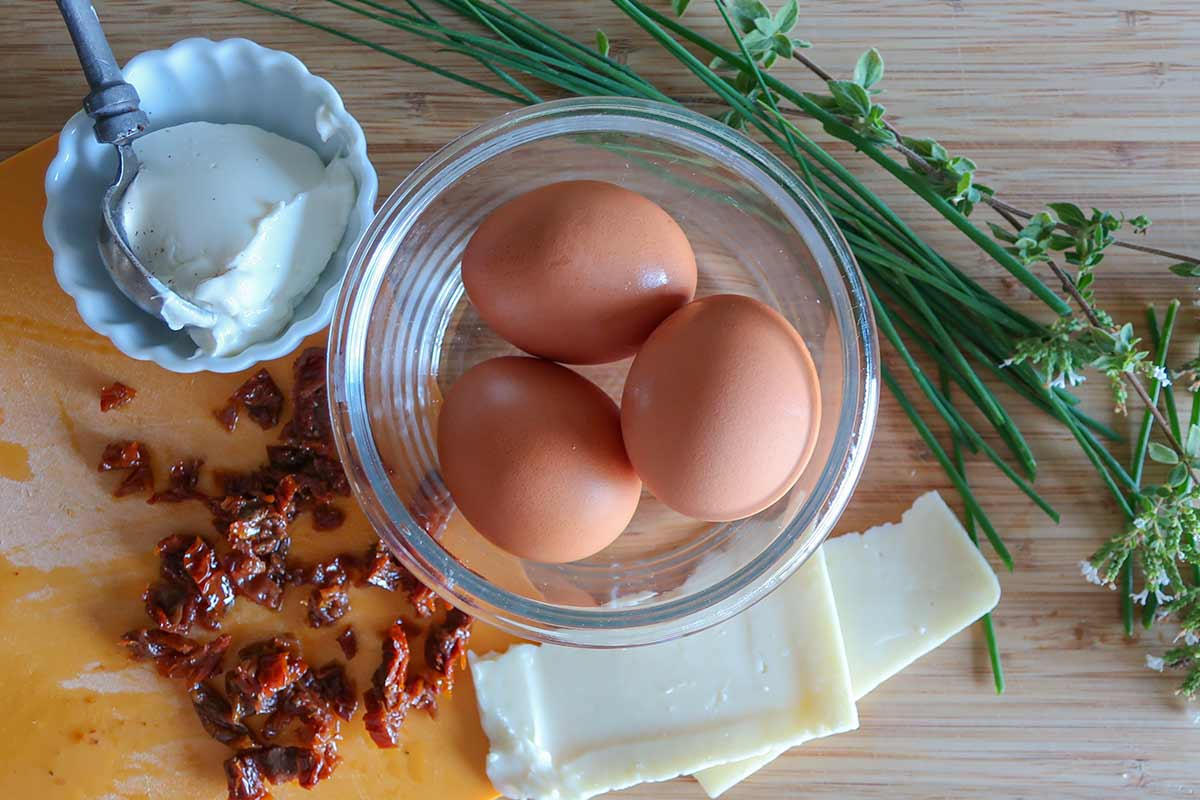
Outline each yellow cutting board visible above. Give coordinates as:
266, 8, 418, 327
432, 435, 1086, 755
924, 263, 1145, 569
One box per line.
0, 138, 510, 800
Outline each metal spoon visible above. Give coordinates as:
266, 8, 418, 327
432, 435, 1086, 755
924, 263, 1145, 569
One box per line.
56, 0, 216, 329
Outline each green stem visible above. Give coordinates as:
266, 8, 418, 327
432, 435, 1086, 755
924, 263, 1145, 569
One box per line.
1132, 301, 1180, 486
1122, 561, 1135, 637
944, 368, 1006, 694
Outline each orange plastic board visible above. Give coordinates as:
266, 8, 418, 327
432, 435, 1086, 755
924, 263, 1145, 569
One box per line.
0, 138, 508, 800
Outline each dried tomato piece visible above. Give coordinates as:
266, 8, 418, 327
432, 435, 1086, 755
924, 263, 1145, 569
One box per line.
298, 742, 340, 788
232, 369, 285, 430
226, 637, 308, 717
336, 626, 357, 660
294, 555, 351, 588
121, 629, 231, 688
214, 402, 240, 433
222, 550, 287, 611
216, 369, 284, 434
98, 440, 146, 471
115, 464, 154, 497
410, 475, 452, 537
363, 622, 413, 748
285, 348, 331, 445
99, 440, 154, 497
311, 662, 358, 722
358, 542, 402, 591
312, 503, 345, 531
404, 674, 439, 718
99, 381, 136, 412
292, 555, 353, 629
362, 687, 408, 749
149, 458, 206, 504
191, 682, 255, 749
307, 585, 350, 628
143, 580, 198, 635
155, 535, 235, 630
121, 628, 198, 661
426, 608, 473, 683
224, 751, 267, 800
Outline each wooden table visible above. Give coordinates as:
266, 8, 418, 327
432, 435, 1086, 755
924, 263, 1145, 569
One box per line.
2, 1, 1198, 798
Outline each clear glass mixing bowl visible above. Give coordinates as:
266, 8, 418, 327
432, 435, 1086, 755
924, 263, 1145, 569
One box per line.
328, 98, 878, 647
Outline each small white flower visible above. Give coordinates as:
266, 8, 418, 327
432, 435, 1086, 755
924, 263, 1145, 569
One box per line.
1152, 365, 1172, 386
1080, 560, 1106, 586
1174, 630, 1200, 646
1131, 589, 1149, 606
1146, 654, 1165, 672
999, 358, 1015, 368
1154, 586, 1175, 605
1049, 372, 1067, 389
1133, 516, 1150, 531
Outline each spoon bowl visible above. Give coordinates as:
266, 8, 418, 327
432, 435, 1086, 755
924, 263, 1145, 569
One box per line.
98, 143, 217, 329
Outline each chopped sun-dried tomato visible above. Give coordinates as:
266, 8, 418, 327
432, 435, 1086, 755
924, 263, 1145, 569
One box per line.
99, 440, 145, 471
153, 535, 235, 631
336, 626, 358, 660
225, 637, 308, 717
216, 369, 284, 433
311, 661, 358, 722
221, 550, 286, 611
312, 503, 345, 531
98, 440, 154, 497
214, 402, 240, 433
224, 750, 267, 800
121, 629, 231, 689
190, 681, 255, 749
362, 622, 411, 748
99, 381, 136, 412
124, 348, 376, 798
285, 348, 331, 445
426, 608, 473, 683
149, 458, 206, 504
307, 585, 350, 628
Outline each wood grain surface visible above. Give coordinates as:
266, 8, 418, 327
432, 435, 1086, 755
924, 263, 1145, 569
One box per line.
2, 1, 1199, 798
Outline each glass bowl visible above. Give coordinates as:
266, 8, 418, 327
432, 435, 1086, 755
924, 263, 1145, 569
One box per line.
328, 98, 878, 647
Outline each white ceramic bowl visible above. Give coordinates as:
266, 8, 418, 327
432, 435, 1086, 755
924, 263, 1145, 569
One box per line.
43, 37, 378, 373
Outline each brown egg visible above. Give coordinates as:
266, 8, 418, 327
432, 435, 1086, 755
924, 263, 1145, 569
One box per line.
461, 180, 697, 364
621, 294, 821, 522
437, 356, 642, 562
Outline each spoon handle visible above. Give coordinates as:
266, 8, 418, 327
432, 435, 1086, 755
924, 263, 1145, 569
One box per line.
55, 0, 148, 145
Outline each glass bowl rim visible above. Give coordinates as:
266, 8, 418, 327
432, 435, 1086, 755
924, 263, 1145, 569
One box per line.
327, 96, 879, 647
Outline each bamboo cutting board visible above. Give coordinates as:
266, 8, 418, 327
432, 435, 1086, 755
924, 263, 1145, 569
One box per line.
1, 1, 1199, 799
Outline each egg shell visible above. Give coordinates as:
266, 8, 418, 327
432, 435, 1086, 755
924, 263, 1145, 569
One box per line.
461, 180, 697, 364
620, 294, 821, 522
437, 356, 643, 563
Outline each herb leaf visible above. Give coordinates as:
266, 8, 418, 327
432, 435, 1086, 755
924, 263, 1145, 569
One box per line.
853, 47, 884, 90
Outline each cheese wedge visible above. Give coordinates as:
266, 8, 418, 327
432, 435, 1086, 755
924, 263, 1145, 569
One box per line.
692, 491, 1001, 797
469, 549, 857, 800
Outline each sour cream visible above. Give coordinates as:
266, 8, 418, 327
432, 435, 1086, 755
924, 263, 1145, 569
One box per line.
120, 121, 356, 356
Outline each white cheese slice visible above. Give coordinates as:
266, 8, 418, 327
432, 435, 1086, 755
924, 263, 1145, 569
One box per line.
692, 491, 1001, 797
469, 549, 857, 800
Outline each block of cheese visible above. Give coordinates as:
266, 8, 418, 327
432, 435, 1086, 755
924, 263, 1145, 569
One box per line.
469, 549, 857, 800
692, 491, 1001, 797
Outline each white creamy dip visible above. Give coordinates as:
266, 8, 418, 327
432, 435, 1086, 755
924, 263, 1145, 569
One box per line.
121, 121, 356, 356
